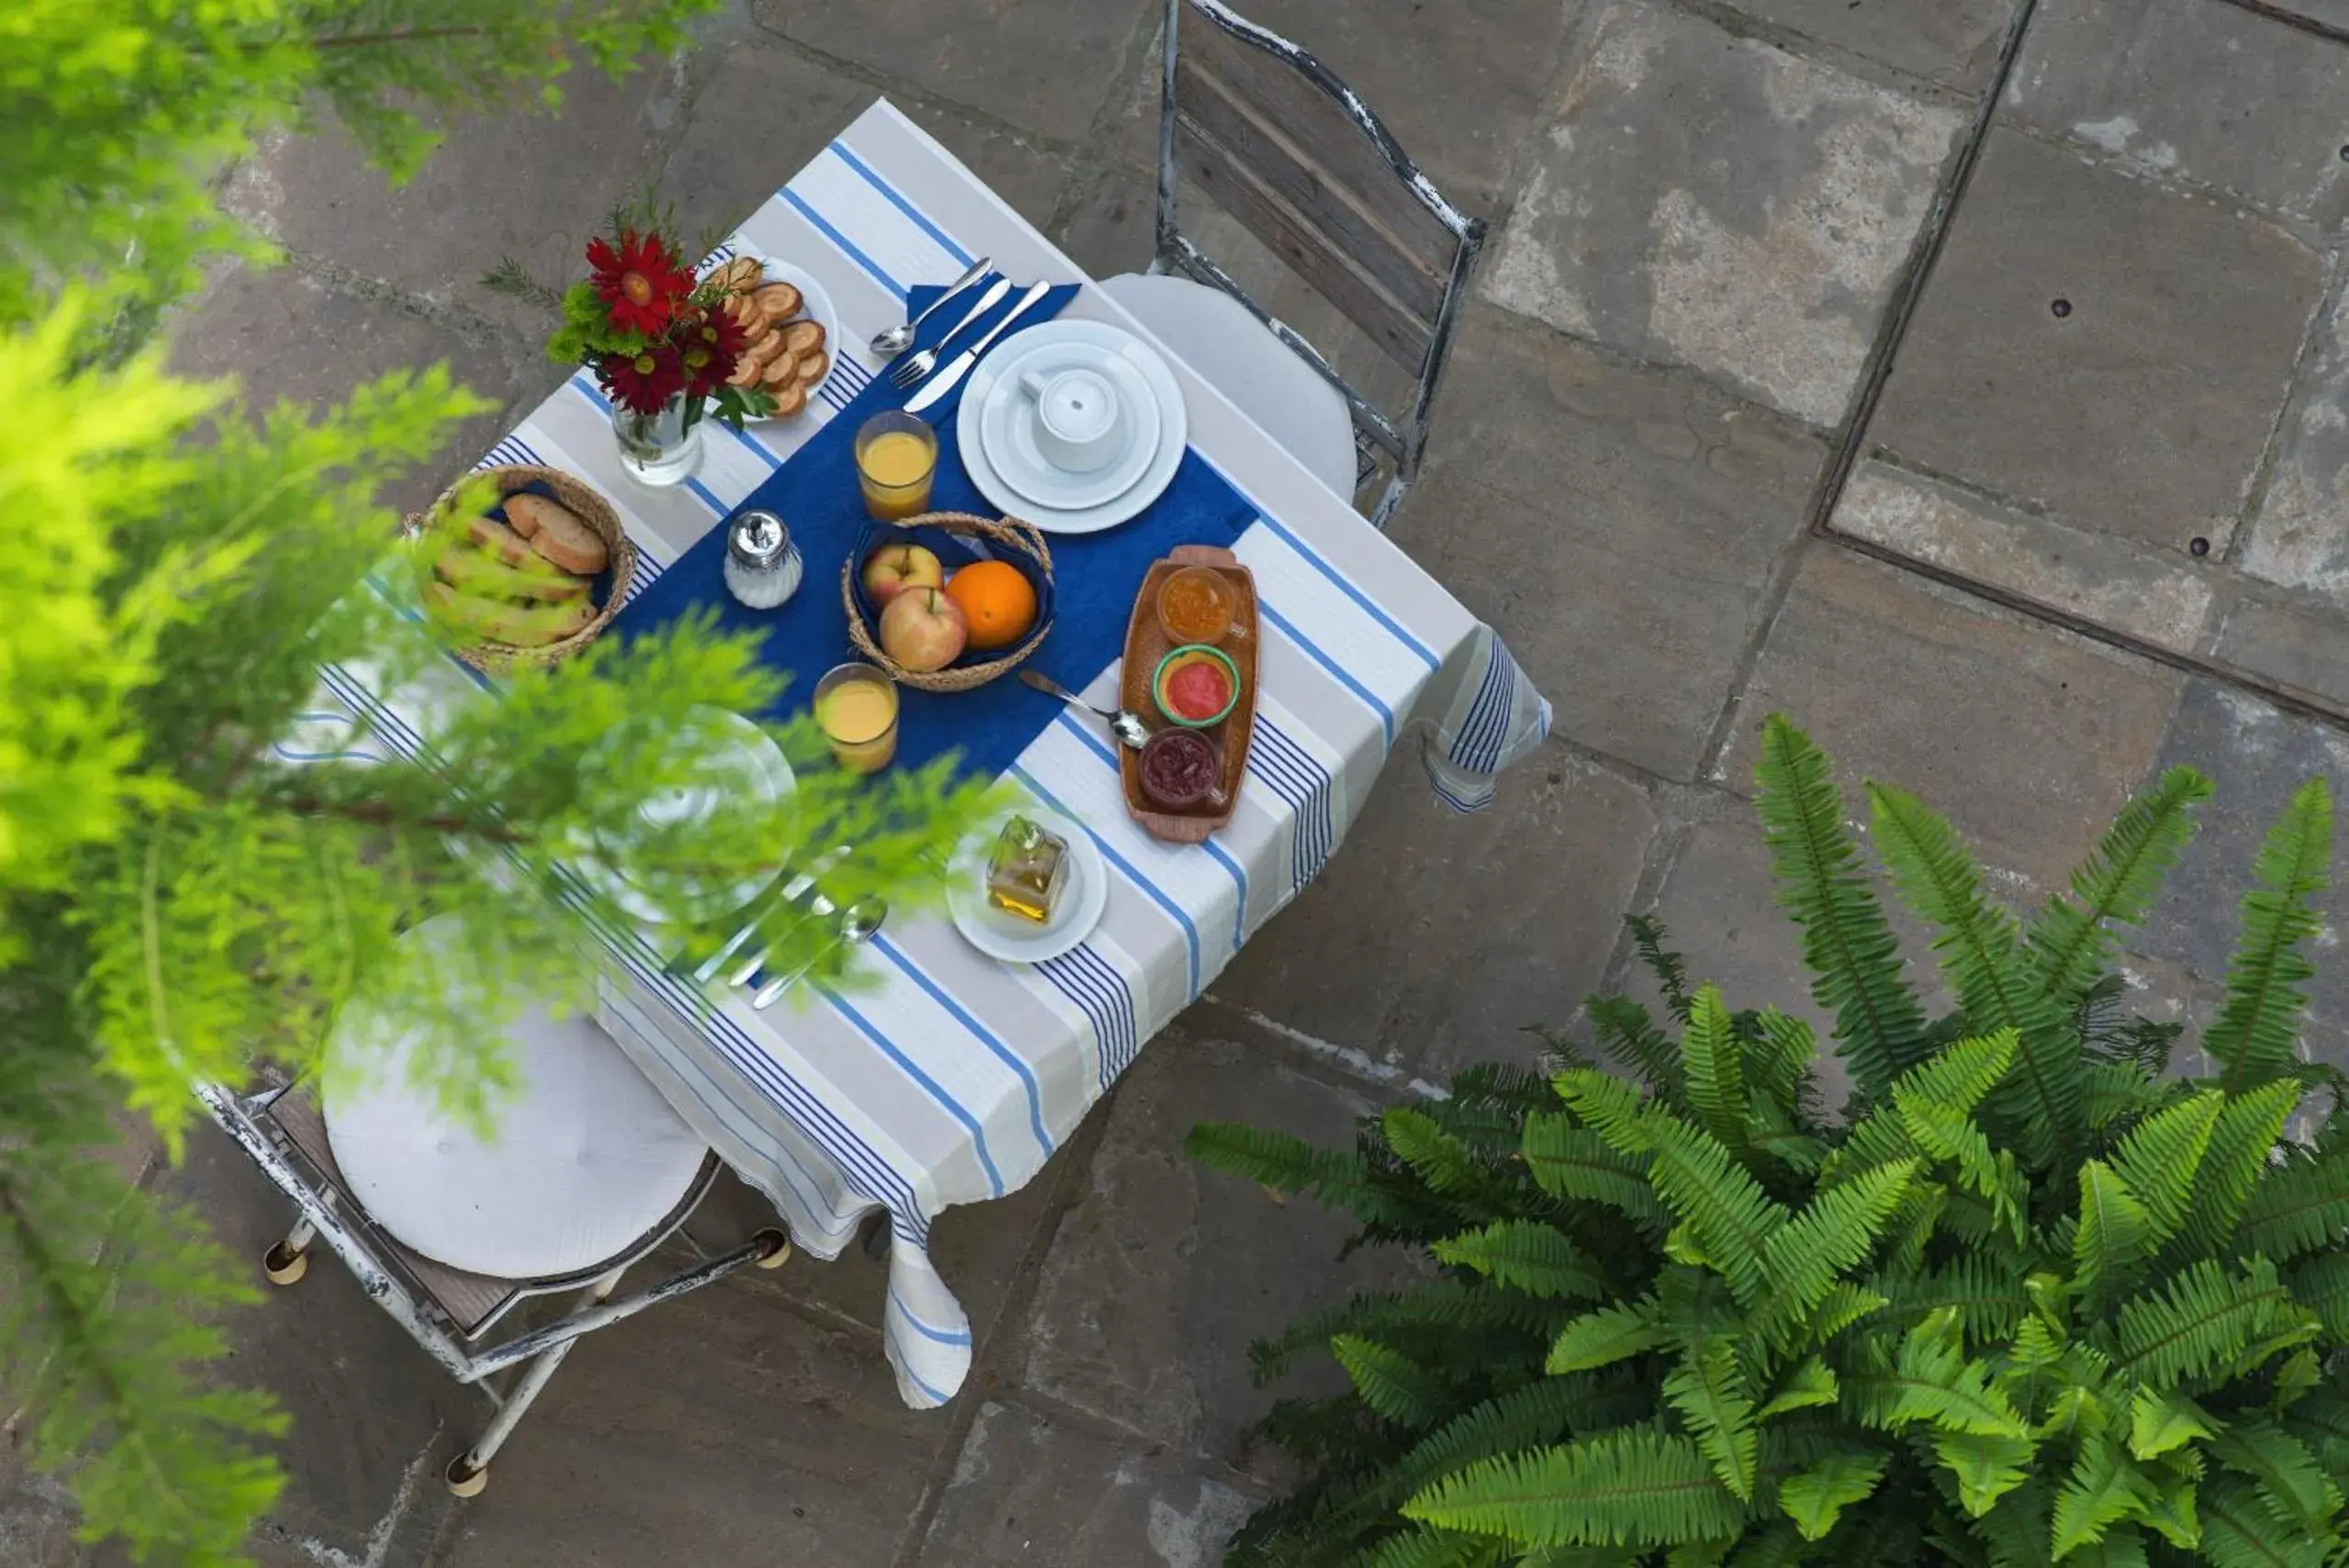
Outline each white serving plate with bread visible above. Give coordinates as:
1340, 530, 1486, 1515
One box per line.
709, 252, 837, 420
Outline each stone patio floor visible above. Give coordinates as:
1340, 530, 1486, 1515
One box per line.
16, 0, 2349, 1562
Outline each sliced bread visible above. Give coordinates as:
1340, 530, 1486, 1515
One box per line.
434, 542, 589, 602
526, 504, 610, 576
426, 583, 597, 647
464, 514, 537, 568
502, 492, 586, 542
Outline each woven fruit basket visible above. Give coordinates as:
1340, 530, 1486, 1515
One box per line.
405, 465, 638, 675
840, 511, 1055, 692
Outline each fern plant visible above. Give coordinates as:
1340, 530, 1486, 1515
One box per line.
1189, 714, 2349, 1568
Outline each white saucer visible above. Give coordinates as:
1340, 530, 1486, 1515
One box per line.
946, 807, 1109, 965
978, 340, 1163, 513
572, 708, 796, 925
721, 252, 838, 417
957, 319, 1187, 535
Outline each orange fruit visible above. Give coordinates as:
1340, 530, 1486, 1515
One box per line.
945, 560, 1038, 651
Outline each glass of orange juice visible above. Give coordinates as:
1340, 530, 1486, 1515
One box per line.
813, 663, 900, 773
855, 411, 937, 521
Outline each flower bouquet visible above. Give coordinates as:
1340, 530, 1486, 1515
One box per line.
510, 218, 769, 486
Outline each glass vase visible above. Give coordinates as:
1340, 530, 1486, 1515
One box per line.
611, 392, 703, 488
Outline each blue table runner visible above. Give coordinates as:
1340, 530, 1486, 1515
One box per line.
613, 278, 1258, 780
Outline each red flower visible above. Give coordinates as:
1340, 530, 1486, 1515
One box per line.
680, 304, 750, 399
587, 230, 693, 336
599, 346, 688, 416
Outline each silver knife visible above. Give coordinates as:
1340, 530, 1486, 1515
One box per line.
903, 280, 1055, 415
692, 845, 849, 984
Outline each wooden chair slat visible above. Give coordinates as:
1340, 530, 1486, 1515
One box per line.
1178, 57, 1450, 322
1174, 116, 1434, 375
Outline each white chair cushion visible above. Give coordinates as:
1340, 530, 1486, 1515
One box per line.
325, 917, 707, 1281
1098, 273, 1358, 501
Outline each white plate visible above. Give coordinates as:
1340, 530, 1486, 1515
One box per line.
946, 806, 1110, 965
956, 319, 1187, 535
570, 708, 796, 925
724, 252, 837, 417
978, 339, 1163, 513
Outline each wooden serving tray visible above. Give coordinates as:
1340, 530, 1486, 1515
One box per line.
1119, 545, 1258, 843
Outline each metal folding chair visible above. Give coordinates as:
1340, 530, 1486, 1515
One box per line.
194, 1074, 788, 1496
1104, 0, 1487, 530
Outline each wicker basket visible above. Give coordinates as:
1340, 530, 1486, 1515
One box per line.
405, 465, 639, 675
840, 512, 1055, 692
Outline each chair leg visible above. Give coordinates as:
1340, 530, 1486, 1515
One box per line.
443, 1268, 624, 1497
263, 1217, 317, 1286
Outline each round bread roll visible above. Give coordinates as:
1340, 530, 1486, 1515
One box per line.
793, 349, 829, 386
759, 350, 800, 389
781, 319, 824, 357
767, 382, 808, 419
752, 283, 802, 323
726, 354, 765, 390
723, 293, 763, 330
742, 328, 786, 370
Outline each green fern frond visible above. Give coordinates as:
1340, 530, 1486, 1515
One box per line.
1744, 1009, 1822, 1123
1630, 914, 1695, 1025
2172, 1079, 2301, 1262
2051, 1432, 2158, 1559
1558, 1070, 1786, 1306
1403, 1427, 1750, 1548
1868, 782, 2079, 1168
2127, 1388, 2217, 1461
1666, 1339, 1760, 1500
1872, 1259, 2030, 1347
1683, 987, 1751, 1153
1186, 1123, 1432, 1231
1353, 1379, 1595, 1533
1843, 1309, 2030, 1439
2062, 1525, 2150, 1568
2285, 1251, 2349, 1339
2206, 1416, 2339, 1533
1520, 1112, 1668, 1230
1431, 1221, 1610, 1301
1754, 1357, 1838, 1419
1384, 1108, 1502, 1203
2084, 1061, 2166, 1134
2198, 1473, 2327, 1568
2281, 1390, 2349, 1470
1753, 1159, 1917, 1352
2117, 1257, 2310, 1387
2028, 766, 2212, 1011
1808, 1281, 1891, 1343
1244, 1280, 1557, 1384
1334, 1336, 1450, 1429
1587, 994, 1687, 1106
2232, 1144, 2349, 1263
1546, 1301, 1669, 1375
2074, 1159, 2153, 1312
1348, 1526, 1509, 1568
1778, 1447, 1889, 1540
2206, 779, 2332, 1100
1753, 716, 1929, 1101
2106, 1090, 2222, 1246
1745, 1094, 1830, 1179
1935, 1430, 2038, 1518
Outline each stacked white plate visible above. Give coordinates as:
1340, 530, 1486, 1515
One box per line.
957, 320, 1189, 535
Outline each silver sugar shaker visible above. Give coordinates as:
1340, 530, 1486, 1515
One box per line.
722, 509, 802, 610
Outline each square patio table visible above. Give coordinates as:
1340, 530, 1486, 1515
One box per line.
289, 99, 1549, 1408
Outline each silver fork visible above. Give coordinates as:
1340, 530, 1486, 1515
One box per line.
889, 276, 1012, 388
691, 845, 850, 984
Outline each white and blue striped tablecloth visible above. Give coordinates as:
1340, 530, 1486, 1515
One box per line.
287, 99, 1549, 1407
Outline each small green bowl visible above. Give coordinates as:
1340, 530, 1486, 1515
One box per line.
1152, 644, 1241, 728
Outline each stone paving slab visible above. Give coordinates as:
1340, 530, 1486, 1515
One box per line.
748, 0, 1152, 144
1709, 0, 2017, 87
423, 1271, 951, 1568
1012, 1028, 1402, 1477
1870, 128, 2323, 557
2240, 270, 2349, 608
1394, 304, 1825, 783
1212, 738, 1659, 1081
168, 262, 528, 520
913, 1401, 1263, 1568
1718, 544, 2184, 893
1483, 0, 1963, 426
2005, 0, 2349, 226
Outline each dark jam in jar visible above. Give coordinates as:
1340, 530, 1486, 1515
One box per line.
1139, 729, 1218, 809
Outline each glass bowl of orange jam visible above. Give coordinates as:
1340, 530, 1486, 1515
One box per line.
1156, 566, 1235, 645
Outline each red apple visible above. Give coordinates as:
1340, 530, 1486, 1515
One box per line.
878, 587, 968, 673
860, 543, 944, 606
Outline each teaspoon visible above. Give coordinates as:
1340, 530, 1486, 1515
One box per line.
868, 258, 990, 358
753, 898, 887, 1010
1020, 669, 1150, 751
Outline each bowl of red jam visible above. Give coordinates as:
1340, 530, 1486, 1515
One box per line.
1151, 644, 1240, 728
1138, 728, 1220, 810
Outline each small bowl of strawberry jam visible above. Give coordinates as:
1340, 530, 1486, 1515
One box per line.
1152, 644, 1241, 728
1139, 729, 1221, 810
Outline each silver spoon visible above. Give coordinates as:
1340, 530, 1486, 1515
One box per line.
753, 898, 887, 1010
1020, 669, 1149, 751
868, 258, 991, 358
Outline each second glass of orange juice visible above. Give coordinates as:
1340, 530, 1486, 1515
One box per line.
855, 411, 938, 520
